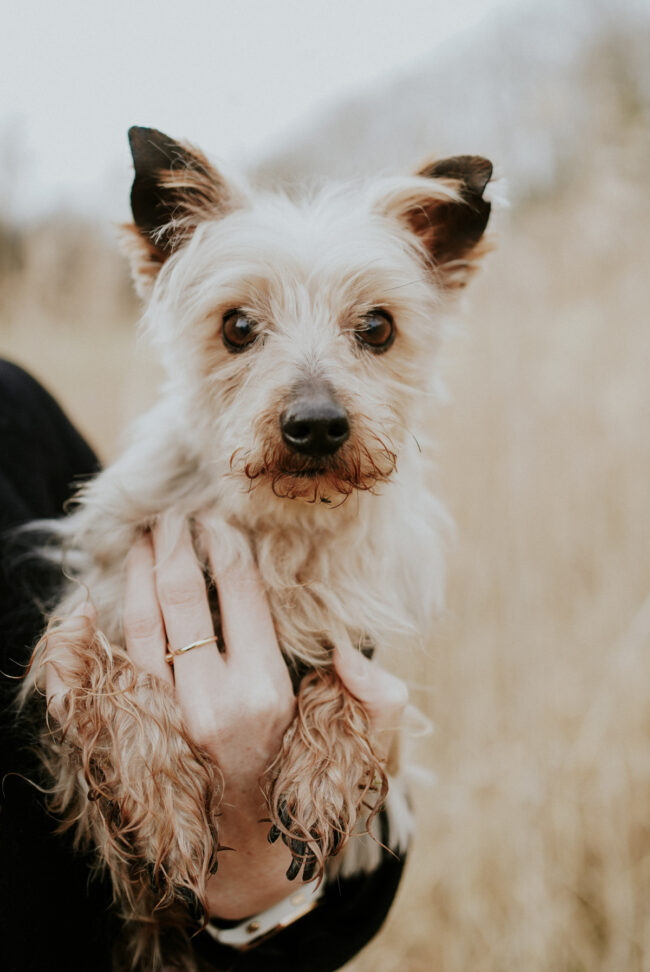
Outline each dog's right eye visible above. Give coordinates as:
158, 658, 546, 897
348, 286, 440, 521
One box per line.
222, 310, 258, 352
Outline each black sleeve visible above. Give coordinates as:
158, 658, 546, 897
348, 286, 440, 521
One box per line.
0, 361, 117, 972
0, 360, 406, 972
192, 840, 406, 972
0, 359, 99, 681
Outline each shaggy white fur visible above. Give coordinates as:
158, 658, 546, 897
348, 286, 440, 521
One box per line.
22, 127, 492, 967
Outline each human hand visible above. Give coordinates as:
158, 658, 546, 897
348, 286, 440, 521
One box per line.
44, 519, 297, 918
44, 520, 409, 921
121, 519, 298, 918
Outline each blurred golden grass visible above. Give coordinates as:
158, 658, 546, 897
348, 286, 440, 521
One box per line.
348, 151, 650, 970
1, 144, 649, 970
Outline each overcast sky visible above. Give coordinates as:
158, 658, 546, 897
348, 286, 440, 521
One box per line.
1, 0, 522, 219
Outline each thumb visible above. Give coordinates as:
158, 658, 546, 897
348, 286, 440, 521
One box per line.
332, 640, 408, 733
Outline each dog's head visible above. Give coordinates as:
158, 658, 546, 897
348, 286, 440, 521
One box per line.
123, 127, 492, 505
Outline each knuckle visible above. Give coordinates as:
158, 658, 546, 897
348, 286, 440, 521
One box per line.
123, 610, 163, 643
157, 566, 205, 609
244, 686, 293, 723
246, 685, 278, 712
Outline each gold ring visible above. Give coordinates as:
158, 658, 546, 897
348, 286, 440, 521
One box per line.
165, 635, 219, 664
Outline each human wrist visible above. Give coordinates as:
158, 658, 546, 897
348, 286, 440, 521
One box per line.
205, 833, 293, 919
205, 786, 294, 919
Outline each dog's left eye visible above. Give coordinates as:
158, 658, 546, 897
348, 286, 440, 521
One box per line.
222, 310, 258, 352
355, 309, 395, 353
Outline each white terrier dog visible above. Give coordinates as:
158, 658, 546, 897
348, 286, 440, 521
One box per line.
23, 126, 492, 964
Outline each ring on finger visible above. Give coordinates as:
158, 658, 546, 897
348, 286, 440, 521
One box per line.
165, 635, 219, 664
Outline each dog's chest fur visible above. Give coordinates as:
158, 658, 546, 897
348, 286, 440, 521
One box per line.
60, 410, 445, 669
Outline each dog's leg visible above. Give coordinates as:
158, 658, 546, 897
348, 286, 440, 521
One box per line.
36, 625, 221, 925
262, 667, 388, 881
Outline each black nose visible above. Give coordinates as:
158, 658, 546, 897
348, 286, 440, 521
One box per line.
281, 382, 350, 458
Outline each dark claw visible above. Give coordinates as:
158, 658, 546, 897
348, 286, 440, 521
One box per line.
145, 861, 160, 894
209, 841, 234, 874
274, 798, 341, 878
289, 836, 307, 858
302, 856, 318, 882
176, 886, 205, 924
278, 800, 292, 829
286, 857, 302, 881
360, 635, 375, 660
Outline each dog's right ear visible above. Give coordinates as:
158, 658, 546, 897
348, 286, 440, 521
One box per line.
122, 126, 240, 297
372, 155, 493, 291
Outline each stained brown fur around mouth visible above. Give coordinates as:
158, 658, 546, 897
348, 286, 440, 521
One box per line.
289, 467, 327, 479
231, 435, 397, 502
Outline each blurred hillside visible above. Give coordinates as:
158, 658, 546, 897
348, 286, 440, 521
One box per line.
1, 0, 647, 367
1, 2, 650, 969
1, 0, 648, 334
253, 0, 650, 201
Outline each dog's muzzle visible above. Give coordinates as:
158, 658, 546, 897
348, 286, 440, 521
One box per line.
280, 380, 350, 459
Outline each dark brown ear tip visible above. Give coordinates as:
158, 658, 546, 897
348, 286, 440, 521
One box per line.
420, 155, 493, 197
127, 126, 181, 173
468, 156, 493, 195
128, 126, 156, 152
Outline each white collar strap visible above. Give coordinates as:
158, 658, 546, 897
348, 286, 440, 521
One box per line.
204, 878, 325, 951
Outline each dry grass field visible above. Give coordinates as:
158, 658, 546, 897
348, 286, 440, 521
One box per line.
1, 129, 649, 970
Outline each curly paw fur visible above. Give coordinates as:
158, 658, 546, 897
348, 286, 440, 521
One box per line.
262, 667, 388, 881
32, 625, 222, 924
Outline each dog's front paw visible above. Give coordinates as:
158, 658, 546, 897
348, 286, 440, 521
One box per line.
42, 634, 223, 918
267, 798, 346, 881
262, 668, 388, 882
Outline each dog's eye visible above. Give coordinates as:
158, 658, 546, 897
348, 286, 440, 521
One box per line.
222, 310, 258, 352
355, 309, 395, 353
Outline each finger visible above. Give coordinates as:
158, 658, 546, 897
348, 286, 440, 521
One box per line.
152, 519, 222, 709
202, 529, 283, 675
332, 641, 408, 733
123, 535, 173, 686
44, 600, 96, 719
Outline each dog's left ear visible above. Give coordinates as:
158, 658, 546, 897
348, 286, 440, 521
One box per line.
379, 155, 493, 290
122, 126, 241, 297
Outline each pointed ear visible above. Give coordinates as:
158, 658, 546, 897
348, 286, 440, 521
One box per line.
381, 155, 493, 290
122, 126, 239, 296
